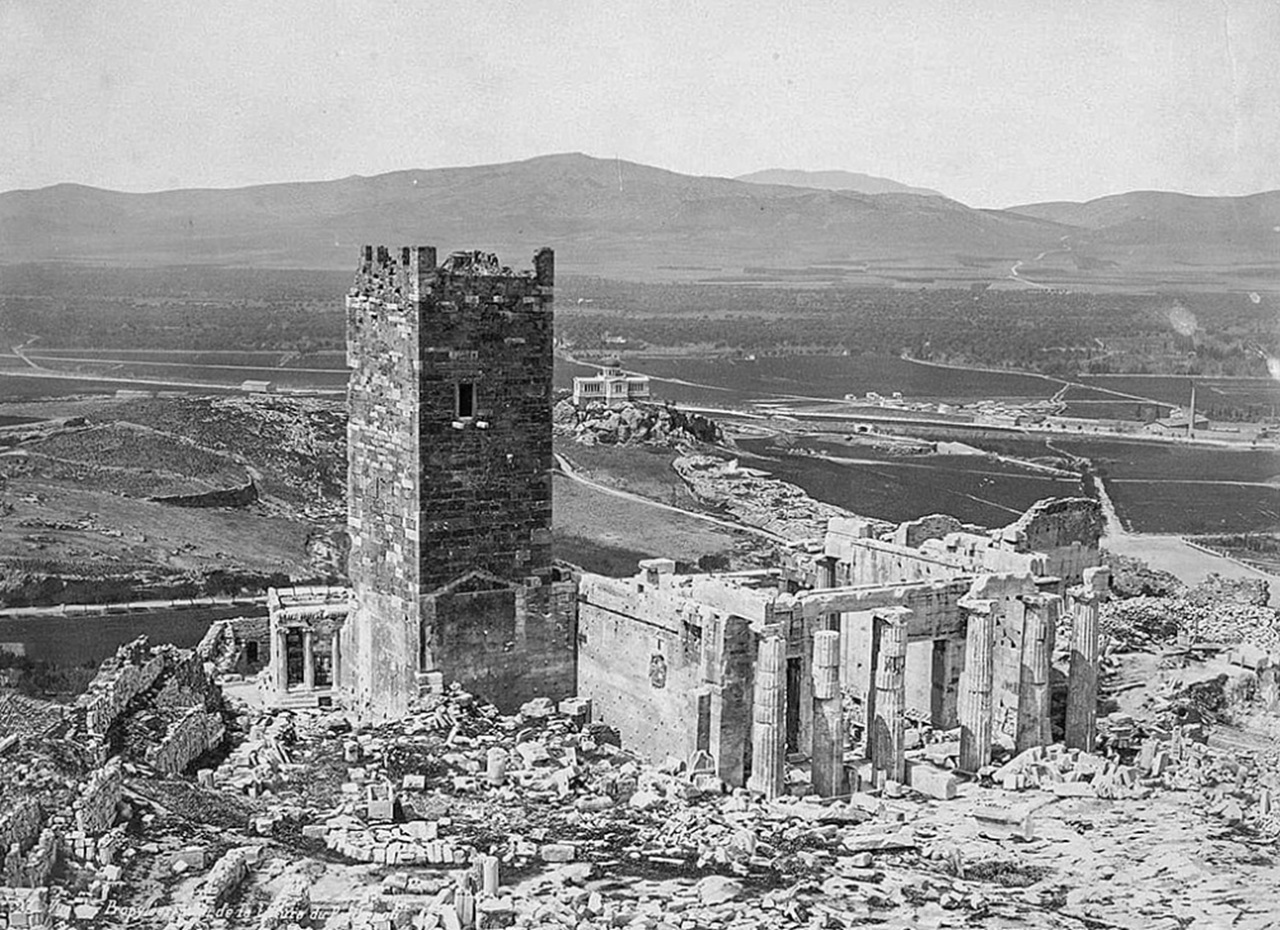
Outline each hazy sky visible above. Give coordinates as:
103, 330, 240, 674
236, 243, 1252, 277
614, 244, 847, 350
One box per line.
2, 0, 1278, 206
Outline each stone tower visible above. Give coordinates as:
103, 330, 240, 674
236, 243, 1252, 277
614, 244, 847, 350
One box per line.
341, 245, 574, 720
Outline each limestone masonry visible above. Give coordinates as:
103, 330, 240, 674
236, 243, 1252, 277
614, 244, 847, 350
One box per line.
341, 246, 572, 720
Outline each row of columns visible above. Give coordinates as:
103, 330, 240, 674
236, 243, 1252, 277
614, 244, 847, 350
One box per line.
747, 566, 1110, 797
271, 627, 341, 693
748, 606, 913, 799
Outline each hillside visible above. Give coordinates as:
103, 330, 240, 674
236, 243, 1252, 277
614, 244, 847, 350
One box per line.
0, 154, 1065, 276
1006, 190, 1280, 265
737, 168, 943, 197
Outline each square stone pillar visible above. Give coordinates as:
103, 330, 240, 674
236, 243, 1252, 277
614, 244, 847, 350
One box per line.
303, 629, 316, 690
273, 629, 289, 693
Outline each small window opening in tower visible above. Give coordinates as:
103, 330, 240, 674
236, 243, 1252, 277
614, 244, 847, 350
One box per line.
457, 382, 476, 419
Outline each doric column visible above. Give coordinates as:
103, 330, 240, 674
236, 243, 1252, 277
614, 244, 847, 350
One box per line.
810, 629, 844, 797
958, 597, 996, 773
330, 631, 341, 689
747, 635, 787, 799
302, 628, 316, 690
1017, 593, 1060, 751
870, 608, 910, 786
1066, 567, 1110, 752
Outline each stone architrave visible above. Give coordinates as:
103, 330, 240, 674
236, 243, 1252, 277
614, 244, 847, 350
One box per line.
747, 635, 787, 799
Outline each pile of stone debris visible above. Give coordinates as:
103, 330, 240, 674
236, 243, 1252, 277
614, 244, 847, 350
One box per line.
1096, 576, 1279, 653
163, 677, 1280, 929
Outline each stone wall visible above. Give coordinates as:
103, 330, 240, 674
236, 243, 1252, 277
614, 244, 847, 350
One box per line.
0, 801, 42, 867
964, 573, 1043, 747
996, 498, 1103, 586
892, 514, 964, 549
423, 575, 577, 712
577, 572, 754, 785
149, 480, 258, 508
73, 761, 121, 835
152, 647, 216, 711
920, 532, 1045, 578
146, 708, 225, 776
76, 638, 164, 737
824, 498, 1101, 594
3, 827, 56, 889
198, 616, 271, 676
830, 536, 969, 587
343, 248, 425, 720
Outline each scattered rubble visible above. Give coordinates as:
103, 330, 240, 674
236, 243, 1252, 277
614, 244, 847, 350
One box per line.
673, 454, 874, 541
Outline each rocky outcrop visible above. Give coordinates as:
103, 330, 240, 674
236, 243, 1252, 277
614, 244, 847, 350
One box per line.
555, 400, 720, 447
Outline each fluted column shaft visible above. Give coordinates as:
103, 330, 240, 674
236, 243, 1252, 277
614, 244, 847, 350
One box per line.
748, 635, 787, 798
958, 598, 996, 773
810, 629, 844, 797
1017, 594, 1059, 751
1066, 567, 1110, 752
871, 610, 909, 786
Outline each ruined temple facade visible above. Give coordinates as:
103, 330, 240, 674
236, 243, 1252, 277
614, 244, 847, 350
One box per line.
575, 497, 1108, 794
339, 246, 575, 720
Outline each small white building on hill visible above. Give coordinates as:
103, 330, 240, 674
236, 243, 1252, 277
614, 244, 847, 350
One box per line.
572, 356, 650, 407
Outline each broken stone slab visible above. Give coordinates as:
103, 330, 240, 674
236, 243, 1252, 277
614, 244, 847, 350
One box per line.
539, 844, 576, 863
905, 761, 960, 800
971, 799, 1053, 840
841, 830, 915, 852
696, 875, 744, 905
923, 740, 961, 767
519, 697, 555, 720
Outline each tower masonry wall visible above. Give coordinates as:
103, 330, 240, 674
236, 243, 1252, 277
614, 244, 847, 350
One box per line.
342, 245, 561, 720
415, 255, 555, 591
345, 250, 425, 719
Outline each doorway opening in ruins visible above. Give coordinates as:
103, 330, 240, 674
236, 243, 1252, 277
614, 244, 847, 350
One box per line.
930, 640, 948, 723
285, 630, 304, 687
314, 648, 333, 688
785, 656, 802, 753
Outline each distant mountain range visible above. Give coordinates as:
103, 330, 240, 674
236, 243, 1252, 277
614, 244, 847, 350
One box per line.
736, 169, 943, 198
1004, 190, 1280, 265
1, 153, 1277, 282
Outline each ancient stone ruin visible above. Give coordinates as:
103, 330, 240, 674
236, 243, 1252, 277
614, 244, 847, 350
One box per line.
574, 497, 1109, 797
